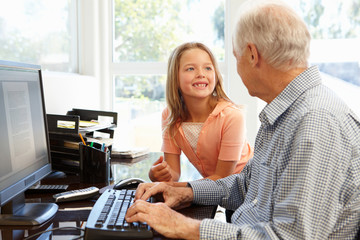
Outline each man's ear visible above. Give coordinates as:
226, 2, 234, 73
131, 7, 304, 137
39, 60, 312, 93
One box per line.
247, 43, 259, 67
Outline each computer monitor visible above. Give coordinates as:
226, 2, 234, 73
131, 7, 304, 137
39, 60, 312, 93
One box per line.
0, 60, 58, 225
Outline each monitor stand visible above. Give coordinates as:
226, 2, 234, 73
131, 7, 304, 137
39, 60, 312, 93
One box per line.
0, 192, 58, 226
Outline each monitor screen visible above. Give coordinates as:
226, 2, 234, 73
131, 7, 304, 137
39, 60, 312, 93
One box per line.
0, 60, 57, 225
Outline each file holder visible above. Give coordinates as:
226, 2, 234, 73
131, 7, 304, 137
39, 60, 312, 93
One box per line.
47, 108, 117, 174
79, 142, 110, 184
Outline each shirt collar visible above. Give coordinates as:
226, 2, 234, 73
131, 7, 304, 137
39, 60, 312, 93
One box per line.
210, 100, 233, 117
259, 65, 322, 125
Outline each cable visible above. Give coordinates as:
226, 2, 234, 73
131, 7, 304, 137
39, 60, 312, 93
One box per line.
23, 226, 85, 240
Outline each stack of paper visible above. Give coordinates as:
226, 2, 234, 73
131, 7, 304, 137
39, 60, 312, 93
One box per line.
111, 147, 149, 159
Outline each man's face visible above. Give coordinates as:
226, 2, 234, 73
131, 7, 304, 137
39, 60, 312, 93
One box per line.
233, 46, 255, 97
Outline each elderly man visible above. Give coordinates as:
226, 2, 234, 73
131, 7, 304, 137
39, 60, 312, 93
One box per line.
125, 0, 360, 239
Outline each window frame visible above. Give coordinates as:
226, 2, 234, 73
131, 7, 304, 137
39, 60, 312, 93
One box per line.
102, 0, 259, 145
50, 0, 360, 147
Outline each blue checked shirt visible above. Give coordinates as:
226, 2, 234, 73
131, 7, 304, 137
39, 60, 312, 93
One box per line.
189, 66, 360, 239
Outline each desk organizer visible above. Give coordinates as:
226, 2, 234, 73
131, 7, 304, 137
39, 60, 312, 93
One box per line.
79, 142, 111, 184
47, 108, 117, 174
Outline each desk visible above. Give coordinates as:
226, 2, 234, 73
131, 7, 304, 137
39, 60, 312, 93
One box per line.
111, 152, 202, 182
1, 152, 215, 239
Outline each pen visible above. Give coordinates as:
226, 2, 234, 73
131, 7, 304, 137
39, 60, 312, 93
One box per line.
101, 143, 105, 151
90, 142, 94, 148
79, 133, 87, 146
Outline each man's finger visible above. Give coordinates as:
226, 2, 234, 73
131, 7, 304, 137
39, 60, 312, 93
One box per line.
126, 199, 149, 218
139, 182, 166, 201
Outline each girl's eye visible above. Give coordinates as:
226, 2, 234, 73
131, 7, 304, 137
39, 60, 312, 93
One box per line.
186, 67, 194, 71
206, 66, 213, 71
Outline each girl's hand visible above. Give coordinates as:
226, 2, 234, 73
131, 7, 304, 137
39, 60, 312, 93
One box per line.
149, 156, 172, 182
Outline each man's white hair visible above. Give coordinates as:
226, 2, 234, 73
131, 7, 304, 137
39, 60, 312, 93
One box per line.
232, 0, 311, 71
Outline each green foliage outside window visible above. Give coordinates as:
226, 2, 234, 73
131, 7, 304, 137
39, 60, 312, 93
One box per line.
113, 0, 189, 62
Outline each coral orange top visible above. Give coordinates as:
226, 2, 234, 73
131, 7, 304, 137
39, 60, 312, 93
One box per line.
161, 101, 253, 177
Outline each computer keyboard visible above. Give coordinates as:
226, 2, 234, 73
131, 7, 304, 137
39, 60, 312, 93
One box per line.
84, 189, 154, 239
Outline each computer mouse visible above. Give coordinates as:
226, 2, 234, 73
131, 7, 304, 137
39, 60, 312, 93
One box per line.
113, 177, 147, 190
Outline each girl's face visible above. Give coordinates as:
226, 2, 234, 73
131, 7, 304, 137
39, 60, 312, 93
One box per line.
178, 48, 216, 101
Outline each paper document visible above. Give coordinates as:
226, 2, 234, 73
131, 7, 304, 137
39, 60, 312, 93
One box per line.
57, 120, 100, 129
111, 147, 149, 159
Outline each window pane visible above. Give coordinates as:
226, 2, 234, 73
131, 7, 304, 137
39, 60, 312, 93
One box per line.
113, 0, 225, 62
0, 0, 77, 72
113, 75, 166, 151
112, 0, 226, 151
290, 0, 360, 116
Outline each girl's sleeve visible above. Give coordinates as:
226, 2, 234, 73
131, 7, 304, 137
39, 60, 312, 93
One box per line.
218, 107, 246, 161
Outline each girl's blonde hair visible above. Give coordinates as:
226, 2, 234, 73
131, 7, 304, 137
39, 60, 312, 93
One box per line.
165, 42, 231, 138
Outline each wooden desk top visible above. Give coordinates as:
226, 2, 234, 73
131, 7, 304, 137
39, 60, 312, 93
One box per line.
0, 152, 213, 239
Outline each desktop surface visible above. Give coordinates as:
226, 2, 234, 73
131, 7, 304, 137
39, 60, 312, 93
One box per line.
0, 152, 215, 239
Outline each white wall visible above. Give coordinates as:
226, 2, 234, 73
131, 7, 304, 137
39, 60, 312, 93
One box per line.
42, 71, 100, 114
227, 0, 261, 146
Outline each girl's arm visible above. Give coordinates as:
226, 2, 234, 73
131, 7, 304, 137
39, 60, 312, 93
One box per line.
167, 159, 238, 187
163, 152, 181, 181
151, 157, 238, 186
205, 159, 238, 181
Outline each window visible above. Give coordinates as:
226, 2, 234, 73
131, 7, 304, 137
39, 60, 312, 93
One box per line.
111, 0, 225, 151
113, 0, 225, 62
289, 0, 360, 116
0, 0, 78, 72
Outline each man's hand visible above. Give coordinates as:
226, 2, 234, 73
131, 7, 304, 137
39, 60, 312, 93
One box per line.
125, 200, 200, 240
149, 156, 172, 182
135, 182, 193, 210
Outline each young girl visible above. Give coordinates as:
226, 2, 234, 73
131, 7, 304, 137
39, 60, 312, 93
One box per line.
149, 42, 253, 186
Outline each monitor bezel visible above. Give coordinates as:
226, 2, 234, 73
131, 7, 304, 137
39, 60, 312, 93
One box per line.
0, 60, 53, 207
